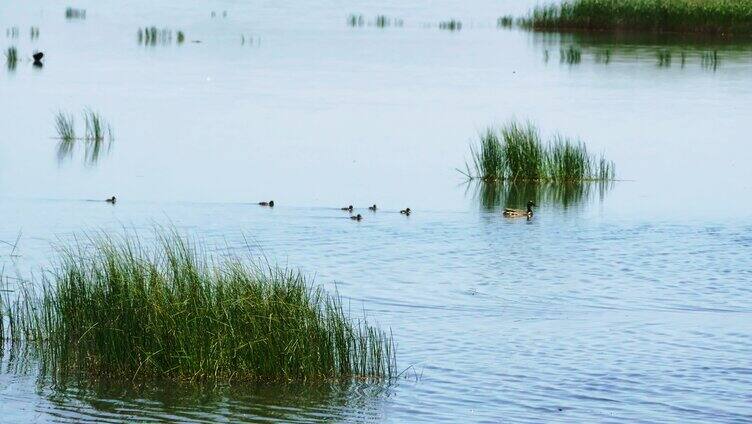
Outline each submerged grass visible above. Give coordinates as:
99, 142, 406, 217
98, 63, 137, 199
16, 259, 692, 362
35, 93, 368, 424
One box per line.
439, 20, 462, 31
498, 15, 514, 28
521, 0, 752, 35
65, 7, 86, 20
463, 120, 614, 182
5, 46, 18, 70
1, 230, 395, 383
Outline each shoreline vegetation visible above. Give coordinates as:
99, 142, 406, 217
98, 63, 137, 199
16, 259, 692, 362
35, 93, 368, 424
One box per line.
519, 0, 752, 35
462, 120, 614, 183
1, 230, 395, 383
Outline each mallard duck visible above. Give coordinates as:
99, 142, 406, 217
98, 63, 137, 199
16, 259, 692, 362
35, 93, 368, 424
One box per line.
341, 205, 354, 212
400, 208, 411, 216
351, 214, 363, 221
368, 204, 377, 211
258, 200, 274, 207
503, 201, 536, 218
105, 196, 116, 204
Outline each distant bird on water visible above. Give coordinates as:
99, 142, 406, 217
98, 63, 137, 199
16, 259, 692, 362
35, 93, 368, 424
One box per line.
32, 51, 43, 64
258, 200, 274, 207
351, 214, 363, 221
105, 196, 116, 204
341, 205, 353, 212
400, 207, 411, 216
368, 204, 377, 211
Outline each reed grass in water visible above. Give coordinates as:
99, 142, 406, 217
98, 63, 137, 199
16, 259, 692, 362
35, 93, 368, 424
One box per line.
520, 0, 752, 35
5, 46, 18, 69
1, 231, 395, 382
463, 120, 614, 182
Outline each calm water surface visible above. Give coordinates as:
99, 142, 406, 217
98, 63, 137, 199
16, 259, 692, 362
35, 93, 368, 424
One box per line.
1, 0, 752, 422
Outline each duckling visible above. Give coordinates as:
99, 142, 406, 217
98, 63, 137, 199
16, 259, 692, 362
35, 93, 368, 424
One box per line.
258, 200, 274, 207
400, 208, 411, 216
350, 214, 363, 221
105, 196, 116, 204
341, 205, 354, 212
368, 204, 377, 211
503, 200, 536, 218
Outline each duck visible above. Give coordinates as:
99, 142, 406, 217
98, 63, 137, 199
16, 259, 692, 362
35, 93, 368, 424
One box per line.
503, 200, 536, 218
32, 52, 44, 64
351, 214, 363, 221
400, 208, 411, 216
368, 204, 377, 211
341, 205, 354, 212
105, 196, 116, 204
258, 200, 274, 207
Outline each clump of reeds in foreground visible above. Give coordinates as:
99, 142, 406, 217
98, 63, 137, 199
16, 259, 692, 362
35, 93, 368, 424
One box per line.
463, 120, 614, 182
65, 7, 86, 19
1, 230, 395, 383
439, 20, 462, 31
519, 0, 752, 35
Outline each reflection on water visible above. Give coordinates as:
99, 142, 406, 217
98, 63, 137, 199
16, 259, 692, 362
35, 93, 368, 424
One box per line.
56, 136, 112, 166
532, 31, 751, 70
37, 376, 389, 423
469, 181, 612, 211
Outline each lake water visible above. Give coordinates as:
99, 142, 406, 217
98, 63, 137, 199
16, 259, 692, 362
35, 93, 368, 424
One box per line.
2, 0, 752, 422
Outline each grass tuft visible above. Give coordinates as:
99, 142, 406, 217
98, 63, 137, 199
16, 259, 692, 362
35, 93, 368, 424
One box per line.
520, 0, 752, 35
1, 230, 396, 383
463, 120, 614, 182
497, 15, 514, 28
5, 46, 18, 70
439, 20, 462, 31
65, 7, 86, 20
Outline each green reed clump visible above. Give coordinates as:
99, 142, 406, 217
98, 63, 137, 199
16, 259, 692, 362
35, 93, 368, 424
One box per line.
83, 109, 113, 142
65, 7, 86, 20
520, 0, 752, 34
55, 112, 76, 142
348, 14, 365, 27
497, 15, 514, 28
464, 120, 614, 182
5, 46, 18, 69
439, 20, 462, 31
2, 231, 395, 382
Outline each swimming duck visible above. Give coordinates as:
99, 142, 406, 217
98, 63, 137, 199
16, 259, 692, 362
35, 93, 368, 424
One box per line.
503, 201, 536, 218
368, 204, 377, 211
32, 52, 44, 64
351, 214, 363, 221
341, 205, 354, 212
105, 196, 116, 204
400, 208, 411, 216
259, 200, 274, 207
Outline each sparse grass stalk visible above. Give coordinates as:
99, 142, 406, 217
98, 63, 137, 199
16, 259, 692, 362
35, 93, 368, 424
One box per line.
464, 120, 615, 182
5, 46, 18, 68
1, 230, 395, 383
65, 7, 86, 20
520, 0, 752, 34
439, 20, 462, 31
55, 112, 76, 142
497, 15, 514, 28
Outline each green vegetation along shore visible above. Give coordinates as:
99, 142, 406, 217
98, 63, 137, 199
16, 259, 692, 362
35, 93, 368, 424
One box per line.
521, 0, 752, 35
